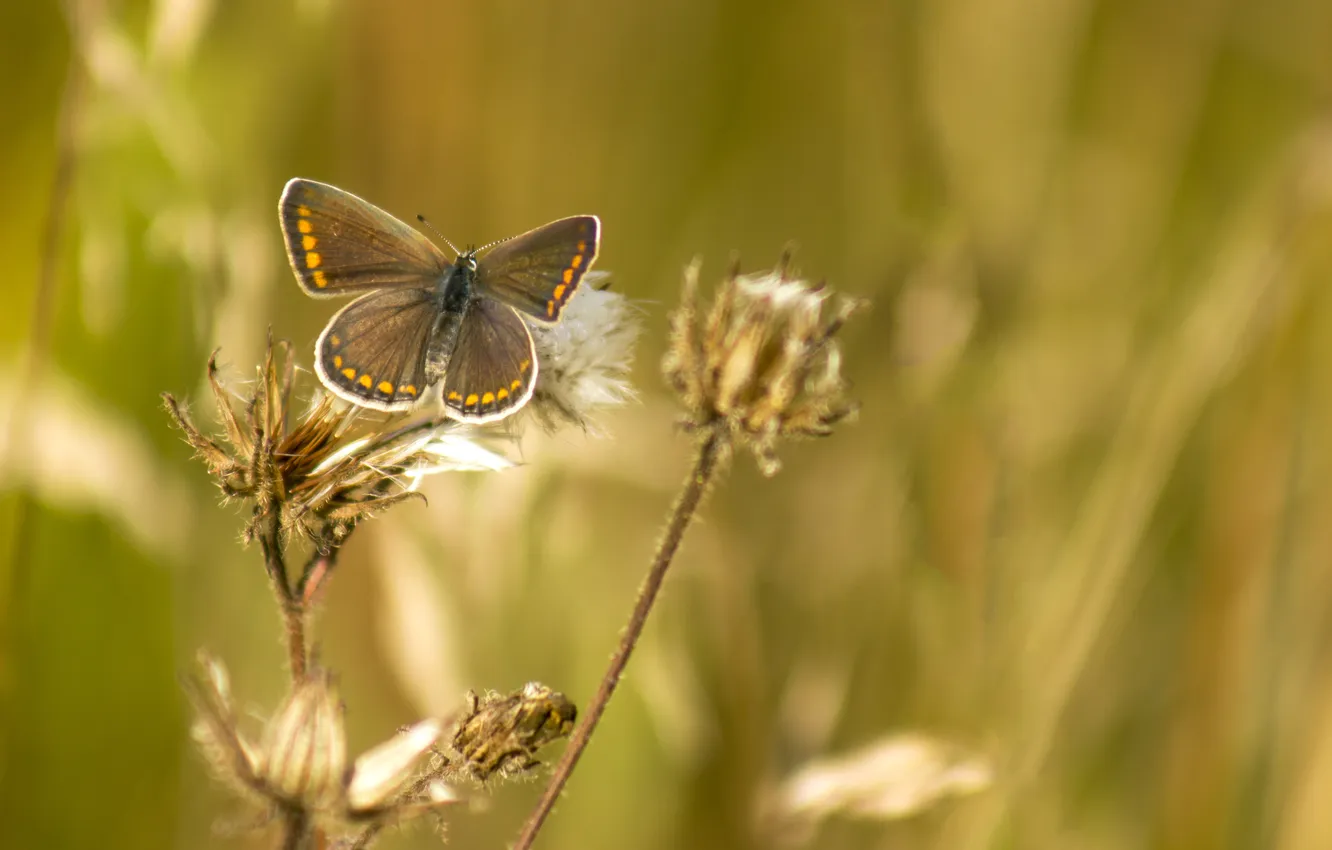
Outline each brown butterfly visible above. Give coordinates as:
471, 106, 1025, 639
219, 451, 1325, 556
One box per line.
279, 178, 600, 423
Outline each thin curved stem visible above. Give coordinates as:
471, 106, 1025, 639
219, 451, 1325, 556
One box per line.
512, 429, 726, 850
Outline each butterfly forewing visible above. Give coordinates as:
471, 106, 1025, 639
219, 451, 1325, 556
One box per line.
474, 215, 599, 324
280, 178, 449, 298
315, 287, 440, 411
441, 298, 538, 423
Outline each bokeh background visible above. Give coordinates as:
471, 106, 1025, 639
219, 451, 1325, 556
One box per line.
5, 0, 1332, 848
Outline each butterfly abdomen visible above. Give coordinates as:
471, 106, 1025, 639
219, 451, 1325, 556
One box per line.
424, 309, 463, 386
421, 263, 469, 385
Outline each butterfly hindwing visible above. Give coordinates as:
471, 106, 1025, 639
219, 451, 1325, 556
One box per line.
474, 215, 599, 324
280, 178, 449, 298
441, 297, 537, 423
315, 287, 440, 411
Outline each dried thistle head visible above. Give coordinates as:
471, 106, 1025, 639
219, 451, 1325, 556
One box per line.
162, 334, 515, 548
185, 653, 456, 838
447, 682, 578, 782
663, 252, 866, 474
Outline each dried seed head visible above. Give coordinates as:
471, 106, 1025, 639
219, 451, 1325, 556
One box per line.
450, 682, 578, 781
663, 253, 866, 474
162, 333, 517, 549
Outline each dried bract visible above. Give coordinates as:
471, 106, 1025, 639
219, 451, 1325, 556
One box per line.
345, 717, 446, 814
663, 253, 865, 474
186, 652, 263, 803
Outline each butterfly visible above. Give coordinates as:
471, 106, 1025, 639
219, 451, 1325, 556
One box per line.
278, 178, 600, 423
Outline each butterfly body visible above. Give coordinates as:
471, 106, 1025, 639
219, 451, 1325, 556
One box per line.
279, 178, 600, 423
421, 256, 477, 385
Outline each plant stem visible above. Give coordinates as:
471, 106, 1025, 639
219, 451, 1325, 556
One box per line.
512, 429, 725, 850
279, 809, 310, 850
258, 511, 307, 681
282, 602, 307, 683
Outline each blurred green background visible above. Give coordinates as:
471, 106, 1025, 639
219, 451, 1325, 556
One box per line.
5, 0, 1332, 848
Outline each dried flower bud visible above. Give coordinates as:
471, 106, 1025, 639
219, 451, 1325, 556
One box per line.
450, 683, 578, 781
257, 670, 348, 809
663, 253, 865, 474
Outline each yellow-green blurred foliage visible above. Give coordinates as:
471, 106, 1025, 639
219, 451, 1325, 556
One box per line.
4, 0, 1332, 848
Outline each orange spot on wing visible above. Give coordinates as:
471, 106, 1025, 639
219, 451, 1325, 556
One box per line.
378, 381, 394, 394
297, 219, 313, 234
302, 235, 317, 251
520, 359, 531, 373
553, 284, 566, 301
333, 355, 343, 369
401, 385, 418, 396
546, 301, 555, 318
510, 379, 522, 391
359, 374, 372, 388
306, 252, 322, 269
496, 388, 509, 400
329, 334, 340, 347
313, 270, 328, 288
481, 392, 495, 405
297, 205, 312, 217
447, 391, 463, 402
577, 240, 587, 252
465, 393, 479, 406
342, 367, 356, 380
562, 268, 573, 285
570, 255, 582, 269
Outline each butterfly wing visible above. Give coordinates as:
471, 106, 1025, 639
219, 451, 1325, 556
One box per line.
315, 287, 440, 411
280, 178, 450, 298
440, 298, 537, 423
473, 215, 599, 324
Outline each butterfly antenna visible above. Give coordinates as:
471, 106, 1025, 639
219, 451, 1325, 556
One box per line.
474, 233, 518, 254
417, 214, 462, 258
